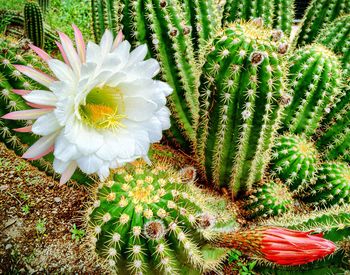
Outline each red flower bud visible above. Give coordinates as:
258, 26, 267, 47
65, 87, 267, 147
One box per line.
214, 227, 336, 266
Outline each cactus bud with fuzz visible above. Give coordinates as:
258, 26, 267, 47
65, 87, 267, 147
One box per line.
86, 161, 238, 274
301, 162, 350, 207
295, 0, 350, 46
245, 179, 294, 219
196, 21, 288, 197
271, 134, 318, 191
281, 45, 342, 136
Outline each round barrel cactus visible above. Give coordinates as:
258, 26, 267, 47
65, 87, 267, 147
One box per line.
87, 160, 237, 274
196, 21, 289, 197
271, 134, 318, 191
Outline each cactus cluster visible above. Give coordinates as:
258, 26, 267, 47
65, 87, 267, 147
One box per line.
295, 0, 350, 46
245, 179, 294, 218
87, 160, 237, 274
222, 0, 295, 35
24, 1, 44, 48
271, 134, 317, 191
281, 44, 342, 136
196, 21, 288, 197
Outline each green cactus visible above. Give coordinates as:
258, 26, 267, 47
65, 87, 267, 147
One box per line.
245, 179, 294, 219
86, 160, 237, 274
196, 21, 289, 197
24, 1, 44, 48
315, 14, 350, 79
0, 36, 92, 183
295, 0, 350, 46
90, 0, 200, 150
270, 134, 318, 191
222, 0, 295, 35
281, 44, 342, 136
301, 162, 350, 208
38, 0, 50, 15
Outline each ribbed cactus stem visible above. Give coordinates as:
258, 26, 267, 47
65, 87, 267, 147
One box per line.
38, 0, 50, 15
87, 161, 237, 274
295, 0, 350, 46
24, 1, 44, 48
281, 44, 342, 136
271, 134, 318, 190
222, 0, 294, 34
197, 22, 288, 197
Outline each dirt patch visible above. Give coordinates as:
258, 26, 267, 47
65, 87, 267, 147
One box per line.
0, 142, 108, 274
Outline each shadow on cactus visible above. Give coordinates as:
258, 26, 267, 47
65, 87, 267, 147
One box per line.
86, 160, 237, 274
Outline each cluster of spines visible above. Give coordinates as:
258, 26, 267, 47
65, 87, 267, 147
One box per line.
245, 179, 294, 219
24, 1, 44, 48
315, 14, 350, 79
295, 0, 350, 46
281, 44, 342, 136
222, 0, 295, 35
301, 162, 350, 208
87, 161, 236, 274
196, 21, 288, 197
270, 134, 318, 191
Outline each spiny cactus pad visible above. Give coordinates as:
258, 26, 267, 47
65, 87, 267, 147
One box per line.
282, 44, 342, 136
197, 21, 288, 197
245, 179, 294, 219
295, 0, 350, 46
87, 161, 237, 274
271, 134, 318, 191
301, 162, 350, 208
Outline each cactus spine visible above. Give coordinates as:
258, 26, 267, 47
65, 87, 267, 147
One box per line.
295, 0, 350, 46
245, 179, 294, 218
196, 21, 288, 196
87, 161, 237, 274
281, 45, 342, 136
315, 14, 350, 79
271, 134, 318, 191
301, 162, 350, 207
90, 0, 200, 150
222, 0, 295, 35
24, 1, 44, 48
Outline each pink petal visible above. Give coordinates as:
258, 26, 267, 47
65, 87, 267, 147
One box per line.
72, 24, 86, 63
14, 65, 56, 88
23, 133, 58, 159
56, 42, 70, 65
58, 31, 81, 75
13, 125, 33, 132
26, 102, 55, 109
112, 31, 124, 50
28, 145, 54, 160
12, 89, 31, 96
59, 161, 77, 185
2, 109, 53, 120
29, 44, 51, 62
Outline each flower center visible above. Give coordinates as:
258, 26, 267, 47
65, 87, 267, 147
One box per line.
79, 85, 126, 130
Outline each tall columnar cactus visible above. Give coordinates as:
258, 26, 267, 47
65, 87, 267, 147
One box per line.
295, 0, 350, 46
270, 134, 318, 191
196, 21, 288, 196
90, 0, 201, 150
86, 161, 237, 274
38, 0, 50, 15
245, 179, 294, 219
301, 162, 350, 207
222, 0, 295, 35
281, 45, 342, 136
24, 1, 44, 48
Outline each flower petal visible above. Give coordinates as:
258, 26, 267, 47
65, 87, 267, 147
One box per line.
14, 65, 55, 87
23, 90, 58, 106
29, 44, 51, 62
47, 59, 75, 83
128, 44, 148, 65
13, 125, 32, 132
22, 132, 58, 159
2, 109, 52, 120
155, 107, 171, 129
127, 58, 160, 78
100, 30, 114, 58
12, 89, 31, 96
72, 24, 86, 63
58, 31, 81, 75
32, 112, 61, 135
54, 132, 81, 162
60, 161, 77, 185
124, 96, 157, 121
77, 154, 103, 174
56, 42, 70, 65
112, 31, 123, 50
